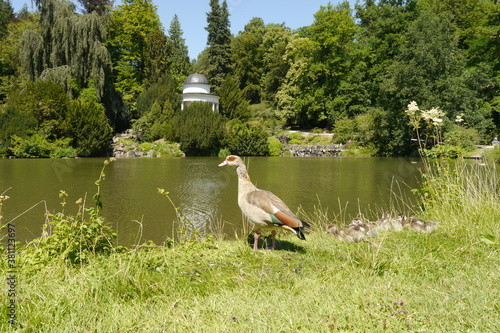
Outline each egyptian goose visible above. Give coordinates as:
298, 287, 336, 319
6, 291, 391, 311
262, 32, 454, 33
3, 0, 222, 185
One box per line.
376, 212, 403, 231
399, 214, 438, 233
218, 155, 310, 250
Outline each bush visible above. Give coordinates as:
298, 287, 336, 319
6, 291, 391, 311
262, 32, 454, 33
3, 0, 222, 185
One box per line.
422, 144, 466, 159
268, 137, 283, 156
172, 102, 225, 156
288, 132, 305, 143
10, 134, 52, 157
444, 125, 479, 151
61, 99, 113, 156
0, 107, 38, 156
333, 117, 357, 144
223, 121, 270, 156
10, 134, 79, 158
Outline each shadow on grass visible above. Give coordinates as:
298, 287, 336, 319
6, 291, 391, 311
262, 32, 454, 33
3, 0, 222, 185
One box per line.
246, 234, 307, 253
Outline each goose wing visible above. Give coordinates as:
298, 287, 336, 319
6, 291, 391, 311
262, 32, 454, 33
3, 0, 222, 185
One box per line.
245, 189, 303, 228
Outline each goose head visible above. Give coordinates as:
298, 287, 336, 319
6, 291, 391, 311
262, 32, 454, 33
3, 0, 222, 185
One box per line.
218, 155, 244, 167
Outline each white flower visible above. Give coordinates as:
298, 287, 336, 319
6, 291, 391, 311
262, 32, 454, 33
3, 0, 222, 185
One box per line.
455, 114, 464, 123
406, 101, 419, 116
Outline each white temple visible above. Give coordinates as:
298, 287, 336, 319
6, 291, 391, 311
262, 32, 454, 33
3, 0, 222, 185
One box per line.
181, 74, 220, 111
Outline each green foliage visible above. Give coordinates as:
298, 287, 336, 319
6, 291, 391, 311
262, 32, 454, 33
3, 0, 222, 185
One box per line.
421, 144, 467, 159
334, 117, 357, 144
444, 125, 479, 151
25, 160, 117, 266
138, 140, 183, 157
26, 206, 116, 265
205, 0, 233, 90
107, 0, 164, 115
268, 136, 283, 156
10, 133, 52, 157
9, 134, 78, 158
223, 121, 270, 156
61, 99, 113, 156
172, 102, 225, 156
21, 0, 112, 101
231, 17, 265, 103
0, 0, 13, 39
0, 107, 38, 155
15, 80, 69, 138
167, 14, 192, 83
133, 76, 178, 142
483, 145, 500, 164
218, 74, 250, 121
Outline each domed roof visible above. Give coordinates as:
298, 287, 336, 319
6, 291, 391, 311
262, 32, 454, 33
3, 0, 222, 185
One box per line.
184, 73, 209, 85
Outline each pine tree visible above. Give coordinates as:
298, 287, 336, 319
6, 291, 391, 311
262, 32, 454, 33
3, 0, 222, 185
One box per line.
0, 0, 14, 39
168, 14, 192, 81
205, 0, 232, 91
77, 0, 113, 15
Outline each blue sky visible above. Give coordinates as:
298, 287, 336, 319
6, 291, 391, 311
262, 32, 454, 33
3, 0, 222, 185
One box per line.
9, 0, 351, 59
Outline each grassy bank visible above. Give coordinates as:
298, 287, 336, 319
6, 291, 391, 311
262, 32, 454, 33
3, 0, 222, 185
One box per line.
1, 160, 499, 332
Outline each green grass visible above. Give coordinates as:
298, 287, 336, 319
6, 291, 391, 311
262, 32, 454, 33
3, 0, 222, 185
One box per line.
1, 159, 500, 332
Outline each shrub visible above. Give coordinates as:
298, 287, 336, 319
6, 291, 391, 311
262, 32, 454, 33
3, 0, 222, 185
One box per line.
333, 117, 357, 144
422, 144, 466, 159
268, 137, 283, 156
288, 132, 305, 142
10, 134, 52, 157
223, 121, 270, 156
0, 107, 38, 156
444, 125, 479, 151
172, 102, 225, 156
61, 99, 113, 156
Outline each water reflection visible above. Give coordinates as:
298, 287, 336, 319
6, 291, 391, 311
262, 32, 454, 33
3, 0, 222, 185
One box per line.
0, 156, 424, 245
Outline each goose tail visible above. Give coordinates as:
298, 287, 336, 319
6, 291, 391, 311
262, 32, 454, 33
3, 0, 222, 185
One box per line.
294, 220, 310, 240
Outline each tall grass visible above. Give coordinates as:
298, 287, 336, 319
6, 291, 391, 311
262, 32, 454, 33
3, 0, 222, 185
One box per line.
1, 158, 499, 332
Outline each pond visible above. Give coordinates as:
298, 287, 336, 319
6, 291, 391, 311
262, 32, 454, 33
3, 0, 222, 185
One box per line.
0, 156, 424, 245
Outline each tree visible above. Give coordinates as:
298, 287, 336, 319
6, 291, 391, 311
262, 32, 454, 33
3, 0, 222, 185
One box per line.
134, 75, 179, 141
172, 102, 225, 155
77, 0, 113, 15
168, 14, 192, 83
21, 0, 112, 101
143, 29, 172, 86
107, 0, 164, 117
61, 99, 113, 156
205, 0, 232, 90
218, 74, 250, 121
260, 23, 292, 105
0, 0, 13, 39
231, 17, 265, 103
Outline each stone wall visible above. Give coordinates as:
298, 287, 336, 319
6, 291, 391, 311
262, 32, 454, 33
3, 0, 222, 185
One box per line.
112, 130, 184, 158
283, 143, 346, 157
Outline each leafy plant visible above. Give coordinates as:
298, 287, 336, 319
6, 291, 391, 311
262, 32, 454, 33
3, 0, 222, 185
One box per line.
268, 137, 283, 156
223, 121, 270, 156
24, 158, 117, 266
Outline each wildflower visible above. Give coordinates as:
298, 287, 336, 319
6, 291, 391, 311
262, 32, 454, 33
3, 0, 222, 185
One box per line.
59, 190, 68, 198
455, 114, 464, 123
406, 101, 419, 116
76, 198, 83, 205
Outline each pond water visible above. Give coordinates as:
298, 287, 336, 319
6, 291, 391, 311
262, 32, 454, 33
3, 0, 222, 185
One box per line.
0, 156, 424, 245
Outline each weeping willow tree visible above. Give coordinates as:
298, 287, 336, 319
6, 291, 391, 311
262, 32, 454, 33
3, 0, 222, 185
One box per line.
21, 0, 112, 100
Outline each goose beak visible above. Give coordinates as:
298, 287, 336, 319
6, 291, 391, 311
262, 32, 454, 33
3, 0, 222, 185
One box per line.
218, 160, 228, 167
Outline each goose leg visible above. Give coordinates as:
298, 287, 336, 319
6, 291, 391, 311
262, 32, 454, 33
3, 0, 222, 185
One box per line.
253, 232, 259, 250
271, 230, 276, 250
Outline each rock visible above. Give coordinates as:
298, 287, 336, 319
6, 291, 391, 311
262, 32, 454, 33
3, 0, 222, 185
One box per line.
283, 143, 346, 157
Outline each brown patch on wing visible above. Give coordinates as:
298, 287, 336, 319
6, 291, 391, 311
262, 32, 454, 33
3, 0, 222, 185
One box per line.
273, 211, 302, 228
246, 190, 302, 228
